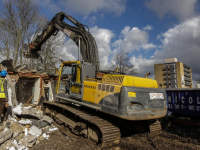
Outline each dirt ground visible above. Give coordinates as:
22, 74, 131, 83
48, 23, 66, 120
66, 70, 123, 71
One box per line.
30, 129, 97, 150
30, 118, 200, 150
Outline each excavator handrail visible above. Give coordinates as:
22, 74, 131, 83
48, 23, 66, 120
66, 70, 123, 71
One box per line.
101, 80, 122, 85
84, 78, 98, 82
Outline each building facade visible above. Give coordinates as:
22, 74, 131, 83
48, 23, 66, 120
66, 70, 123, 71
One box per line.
154, 58, 192, 88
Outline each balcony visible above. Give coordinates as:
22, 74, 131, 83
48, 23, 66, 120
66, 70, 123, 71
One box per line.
184, 73, 191, 77
185, 82, 192, 86
184, 77, 191, 81
184, 68, 190, 73
183, 64, 190, 69
170, 74, 177, 78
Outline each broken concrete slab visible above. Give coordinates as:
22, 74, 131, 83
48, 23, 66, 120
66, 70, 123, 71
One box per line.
12, 131, 19, 138
18, 119, 32, 125
12, 103, 23, 115
38, 120, 48, 129
29, 126, 42, 136
10, 122, 23, 134
49, 127, 58, 132
8, 146, 15, 150
1, 140, 13, 150
41, 115, 53, 125
29, 119, 48, 129
11, 139, 26, 150
0, 128, 13, 144
19, 135, 37, 147
21, 108, 43, 119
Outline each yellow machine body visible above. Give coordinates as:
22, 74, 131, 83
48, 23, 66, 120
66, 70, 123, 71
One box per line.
56, 61, 167, 121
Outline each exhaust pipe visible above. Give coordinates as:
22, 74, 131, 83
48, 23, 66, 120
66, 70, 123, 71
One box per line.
145, 72, 150, 78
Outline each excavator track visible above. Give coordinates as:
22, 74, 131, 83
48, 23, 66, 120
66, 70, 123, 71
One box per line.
43, 101, 121, 149
149, 120, 162, 134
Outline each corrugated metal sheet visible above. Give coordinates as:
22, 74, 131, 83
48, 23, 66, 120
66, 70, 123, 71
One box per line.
166, 88, 200, 117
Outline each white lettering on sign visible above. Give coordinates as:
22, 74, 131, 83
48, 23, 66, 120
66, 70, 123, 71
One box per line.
188, 105, 195, 111
168, 104, 173, 109
189, 97, 193, 104
175, 96, 177, 103
197, 97, 200, 104
174, 104, 179, 109
149, 93, 164, 99
181, 97, 185, 103
196, 106, 200, 111
168, 96, 171, 103
181, 105, 184, 109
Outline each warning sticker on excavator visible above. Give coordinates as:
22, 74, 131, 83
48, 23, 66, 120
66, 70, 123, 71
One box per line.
128, 92, 136, 97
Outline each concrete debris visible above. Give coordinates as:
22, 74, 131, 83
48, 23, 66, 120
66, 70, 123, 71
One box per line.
24, 106, 31, 109
10, 122, 23, 134
9, 117, 17, 122
49, 127, 58, 132
13, 104, 43, 119
13, 103, 23, 115
0, 128, 13, 144
41, 115, 53, 125
0, 104, 59, 150
11, 140, 27, 150
13, 132, 19, 138
19, 135, 37, 147
29, 119, 47, 129
42, 133, 49, 139
29, 126, 42, 136
8, 146, 16, 150
38, 120, 48, 129
21, 107, 43, 119
19, 119, 32, 125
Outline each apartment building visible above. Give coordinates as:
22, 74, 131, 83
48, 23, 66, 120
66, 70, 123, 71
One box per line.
154, 58, 192, 88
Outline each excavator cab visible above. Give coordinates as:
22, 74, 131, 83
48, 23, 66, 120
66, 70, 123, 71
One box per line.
57, 61, 96, 100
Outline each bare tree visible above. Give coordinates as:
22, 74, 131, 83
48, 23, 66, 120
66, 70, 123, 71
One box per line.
0, 20, 12, 60
0, 0, 46, 67
114, 51, 137, 75
37, 31, 66, 73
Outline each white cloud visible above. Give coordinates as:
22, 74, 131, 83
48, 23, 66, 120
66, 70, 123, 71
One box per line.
130, 55, 161, 77
90, 26, 114, 69
142, 43, 156, 50
37, 0, 127, 16
60, 39, 78, 61
131, 17, 200, 80
145, 0, 198, 21
155, 17, 200, 80
143, 25, 153, 31
113, 26, 156, 53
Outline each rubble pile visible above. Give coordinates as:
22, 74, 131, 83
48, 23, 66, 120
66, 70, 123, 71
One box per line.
0, 104, 58, 150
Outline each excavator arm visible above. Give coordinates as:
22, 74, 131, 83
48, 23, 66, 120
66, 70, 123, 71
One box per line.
23, 12, 99, 71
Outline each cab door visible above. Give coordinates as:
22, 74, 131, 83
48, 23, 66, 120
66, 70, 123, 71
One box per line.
70, 64, 83, 99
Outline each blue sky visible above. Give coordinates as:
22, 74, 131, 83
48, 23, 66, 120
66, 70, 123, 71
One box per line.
36, 0, 200, 81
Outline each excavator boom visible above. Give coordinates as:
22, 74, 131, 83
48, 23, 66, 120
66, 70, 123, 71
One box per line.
23, 12, 99, 71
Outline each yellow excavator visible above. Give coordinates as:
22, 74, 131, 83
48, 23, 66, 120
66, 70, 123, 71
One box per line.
23, 12, 167, 148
